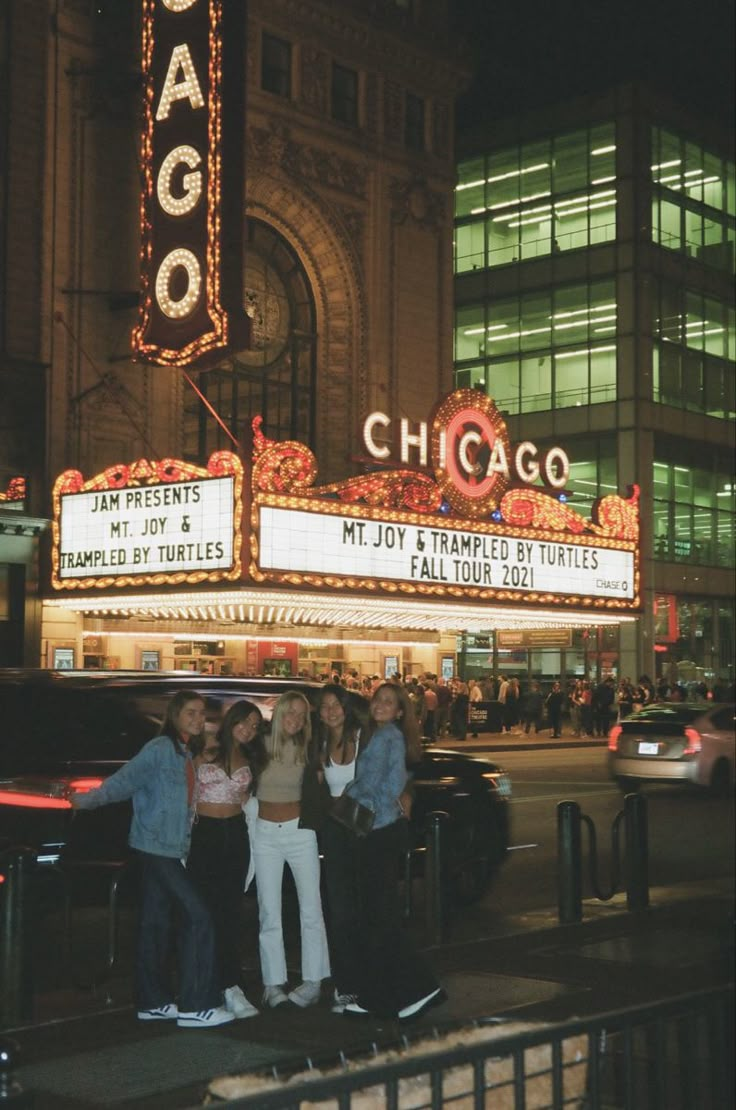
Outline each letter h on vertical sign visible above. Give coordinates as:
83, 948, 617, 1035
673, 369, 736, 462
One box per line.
132, 0, 249, 368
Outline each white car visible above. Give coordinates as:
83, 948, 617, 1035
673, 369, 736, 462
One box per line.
608, 702, 735, 793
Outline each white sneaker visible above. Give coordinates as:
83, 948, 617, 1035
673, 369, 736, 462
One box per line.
224, 985, 259, 1019
331, 990, 357, 1014
397, 987, 446, 1022
262, 985, 289, 1008
176, 1006, 235, 1028
137, 1003, 178, 1021
287, 980, 321, 1007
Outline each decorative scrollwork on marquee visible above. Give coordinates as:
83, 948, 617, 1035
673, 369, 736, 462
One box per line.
251, 415, 639, 542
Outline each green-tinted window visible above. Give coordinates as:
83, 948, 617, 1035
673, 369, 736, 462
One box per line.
454, 124, 615, 273
455, 158, 485, 218
454, 222, 485, 272
652, 446, 735, 567
651, 125, 735, 274
455, 279, 618, 413
454, 304, 485, 361
652, 281, 735, 419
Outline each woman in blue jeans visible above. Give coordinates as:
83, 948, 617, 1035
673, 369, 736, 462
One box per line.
71, 690, 233, 1029
342, 683, 445, 1022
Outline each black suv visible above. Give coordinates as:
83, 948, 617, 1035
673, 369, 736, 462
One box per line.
0, 669, 511, 902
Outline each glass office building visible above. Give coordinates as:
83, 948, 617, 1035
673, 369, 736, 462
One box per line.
454, 85, 735, 688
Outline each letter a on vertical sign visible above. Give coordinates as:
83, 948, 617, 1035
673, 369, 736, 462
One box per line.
133, 0, 242, 366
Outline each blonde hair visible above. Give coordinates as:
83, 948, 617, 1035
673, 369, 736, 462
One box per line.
267, 690, 311, 763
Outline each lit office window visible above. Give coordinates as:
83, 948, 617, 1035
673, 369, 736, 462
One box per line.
261, 33, 291, 98
454, 123, 616, 272
652, 281, 735, 419
651, 126, 735, 273
455, 279, 617, 412
652, 448, 735, 567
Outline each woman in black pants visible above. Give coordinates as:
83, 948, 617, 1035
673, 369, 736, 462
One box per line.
188, 700, 266, 1019
341, 683, 445, 1022
309, 684, 365, 1013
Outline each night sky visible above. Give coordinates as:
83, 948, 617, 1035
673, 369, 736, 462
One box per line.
451, 0, 736, 134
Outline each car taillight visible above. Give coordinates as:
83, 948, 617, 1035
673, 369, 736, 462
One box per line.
608, 724, 622, 752
683, 727, 702, 755
68, 777, 104, 794
0, 790, 72, 809
0, 776, 103, 810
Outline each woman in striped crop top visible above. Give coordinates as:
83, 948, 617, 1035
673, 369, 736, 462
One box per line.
187, 700, 267, 1020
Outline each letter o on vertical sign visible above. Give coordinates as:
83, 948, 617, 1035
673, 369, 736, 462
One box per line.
431, 390, 512, 518
156, 249, 203, 319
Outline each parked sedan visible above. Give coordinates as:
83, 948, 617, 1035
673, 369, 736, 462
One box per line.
608, 702, 735, 794
0, 670, 511, 903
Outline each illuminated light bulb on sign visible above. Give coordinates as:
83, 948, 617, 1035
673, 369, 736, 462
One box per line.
157, 145, 203, 216
156, 248, 202, 318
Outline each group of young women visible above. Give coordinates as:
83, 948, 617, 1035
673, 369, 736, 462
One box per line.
71, 681, 444, 1028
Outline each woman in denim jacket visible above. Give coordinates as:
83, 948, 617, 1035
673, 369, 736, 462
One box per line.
342, 683, 445, 1022
71, 689, 233, 1029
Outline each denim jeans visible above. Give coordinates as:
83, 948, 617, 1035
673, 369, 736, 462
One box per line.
253, 817, 330, 986
136, 851, 220, 1012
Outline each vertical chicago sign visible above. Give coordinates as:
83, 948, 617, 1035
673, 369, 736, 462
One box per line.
133, 0, 245, 366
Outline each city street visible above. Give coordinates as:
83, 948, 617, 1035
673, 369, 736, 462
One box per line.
434, 743, 735, 922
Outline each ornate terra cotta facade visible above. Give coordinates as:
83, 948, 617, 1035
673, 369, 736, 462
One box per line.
1, 0, 471, 664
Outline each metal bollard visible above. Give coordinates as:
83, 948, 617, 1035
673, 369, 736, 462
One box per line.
424, 811, 448, 945
624, 792, 649, 911
557, 800, 583, 924
0, 849, 36, 1029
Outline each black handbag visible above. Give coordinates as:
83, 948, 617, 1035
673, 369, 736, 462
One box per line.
330, 792, 375, 837
330, 794, 375, 834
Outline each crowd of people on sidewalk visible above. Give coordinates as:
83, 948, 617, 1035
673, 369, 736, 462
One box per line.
319, 668, 733, 742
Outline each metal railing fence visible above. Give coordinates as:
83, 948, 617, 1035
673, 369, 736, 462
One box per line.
204, 984, 734, 1110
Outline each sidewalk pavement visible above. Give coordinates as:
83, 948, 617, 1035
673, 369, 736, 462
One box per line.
2, 733, 733, 1108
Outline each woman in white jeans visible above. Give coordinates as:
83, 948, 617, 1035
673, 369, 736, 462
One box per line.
252, 690, 330, 1008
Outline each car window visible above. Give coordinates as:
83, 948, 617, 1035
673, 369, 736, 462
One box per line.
632, 706, 701, 724
0, 686, 155, 772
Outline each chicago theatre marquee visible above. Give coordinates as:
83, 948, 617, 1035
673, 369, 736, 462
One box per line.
43, 389, 642, 678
